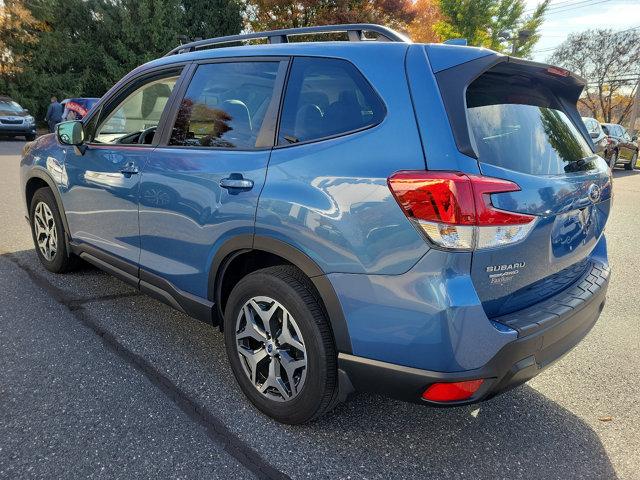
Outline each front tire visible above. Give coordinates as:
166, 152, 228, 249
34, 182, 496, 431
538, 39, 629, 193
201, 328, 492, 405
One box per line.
224, 266, 338, 424
29, 187, 76, 273
25, 133, 36, 141
609, 150, 618, 169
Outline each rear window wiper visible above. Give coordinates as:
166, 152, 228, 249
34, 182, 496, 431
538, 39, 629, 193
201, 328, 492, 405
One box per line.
564, 157, 593, 173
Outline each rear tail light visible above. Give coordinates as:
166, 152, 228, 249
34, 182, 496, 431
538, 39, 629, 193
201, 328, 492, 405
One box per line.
388, 171, 536, 250
422, 379, 484, 402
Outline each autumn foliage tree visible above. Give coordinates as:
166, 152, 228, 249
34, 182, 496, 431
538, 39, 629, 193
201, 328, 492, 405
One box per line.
247, 0, 415, 32
0, 0, 47, 76
406, 0, 442, 43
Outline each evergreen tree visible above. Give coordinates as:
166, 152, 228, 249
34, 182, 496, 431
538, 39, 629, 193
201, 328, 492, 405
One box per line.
0, 0, 244, 120
182, 0, 243, 40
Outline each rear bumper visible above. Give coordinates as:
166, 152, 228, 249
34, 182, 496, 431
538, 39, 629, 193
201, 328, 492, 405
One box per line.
338, 261, 609, 405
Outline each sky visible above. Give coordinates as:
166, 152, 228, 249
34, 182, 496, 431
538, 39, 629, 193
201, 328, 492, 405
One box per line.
527, 0, 640, 62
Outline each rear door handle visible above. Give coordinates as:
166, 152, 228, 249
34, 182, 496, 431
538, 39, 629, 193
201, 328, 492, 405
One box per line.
220, 174, 253, 191
120, 162, 139, 177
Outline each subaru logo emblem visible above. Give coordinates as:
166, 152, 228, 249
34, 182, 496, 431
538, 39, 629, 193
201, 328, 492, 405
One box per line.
588, 184, 601, 203
267, 344, 273, 353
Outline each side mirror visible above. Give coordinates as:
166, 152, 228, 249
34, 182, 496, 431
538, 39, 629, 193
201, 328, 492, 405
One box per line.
56, 120, 85, 146
589, 131, 599, 139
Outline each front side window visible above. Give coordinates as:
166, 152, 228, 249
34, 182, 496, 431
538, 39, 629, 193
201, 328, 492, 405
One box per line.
94, 75, 179, 145
278, 57, 385, 145
169, 62, 280, 149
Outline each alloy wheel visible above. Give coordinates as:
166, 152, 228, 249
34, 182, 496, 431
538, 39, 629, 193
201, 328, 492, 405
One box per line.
235, 296, 307, 402
33, 201, 57, 261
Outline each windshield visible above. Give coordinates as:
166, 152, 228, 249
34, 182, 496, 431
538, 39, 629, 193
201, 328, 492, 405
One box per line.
582, 117, 600, 133
467, 76, 596, 175
0, 100, 24, 114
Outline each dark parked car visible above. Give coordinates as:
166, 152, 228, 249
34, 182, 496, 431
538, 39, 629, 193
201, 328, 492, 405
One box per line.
601, 122, 638, 170
61, 97, 100, 121
20, 24, 611, 424
0, 96, 37, 140
582, 117, 613, 162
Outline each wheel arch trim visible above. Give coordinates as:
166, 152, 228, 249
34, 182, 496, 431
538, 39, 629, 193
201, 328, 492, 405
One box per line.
25, 169, 72, 253
209, 235, 353, 354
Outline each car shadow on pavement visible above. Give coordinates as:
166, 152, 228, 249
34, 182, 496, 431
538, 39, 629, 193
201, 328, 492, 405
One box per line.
313, 387, 617, 479
2, 248, 618, 480
612, 169, 639, 178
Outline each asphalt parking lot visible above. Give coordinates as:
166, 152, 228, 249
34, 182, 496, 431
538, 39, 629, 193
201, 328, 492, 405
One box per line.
1, 138, 639, 480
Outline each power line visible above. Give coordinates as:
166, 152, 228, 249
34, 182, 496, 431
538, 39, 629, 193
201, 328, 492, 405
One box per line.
524, 0, 613, 15
532, 25, 640, 54
543, 0, 614, 15
587, 79, 640, 85
611, 25, 640, 35
524, 0, 592, 14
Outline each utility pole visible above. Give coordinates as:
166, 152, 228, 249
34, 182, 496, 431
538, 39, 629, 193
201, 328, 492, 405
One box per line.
507, 30, 532, 56
628, 79, 640, 135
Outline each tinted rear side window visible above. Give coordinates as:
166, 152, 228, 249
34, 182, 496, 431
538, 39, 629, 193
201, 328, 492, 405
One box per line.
278, 57, 385, 145
466, 73, 595, 175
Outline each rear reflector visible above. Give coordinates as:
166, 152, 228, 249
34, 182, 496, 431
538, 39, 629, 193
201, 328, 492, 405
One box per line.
388, 171, 536, 250
422, 379, 484, 402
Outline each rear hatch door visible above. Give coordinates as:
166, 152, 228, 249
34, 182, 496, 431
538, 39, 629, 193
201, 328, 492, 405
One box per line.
435, 55, 612, 317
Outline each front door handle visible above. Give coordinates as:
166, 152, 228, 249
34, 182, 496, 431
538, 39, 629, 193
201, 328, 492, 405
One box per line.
120, 162, 139, 177
220, 173, 253, 192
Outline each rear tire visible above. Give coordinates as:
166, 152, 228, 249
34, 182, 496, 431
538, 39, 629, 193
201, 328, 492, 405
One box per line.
628, 152, 638, 171
224, 265, 338, 424
25, 133, 36, 141
29, 187, 76, 273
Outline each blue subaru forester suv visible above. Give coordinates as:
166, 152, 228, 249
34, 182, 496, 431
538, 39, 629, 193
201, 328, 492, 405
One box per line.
20, 25, 611, 424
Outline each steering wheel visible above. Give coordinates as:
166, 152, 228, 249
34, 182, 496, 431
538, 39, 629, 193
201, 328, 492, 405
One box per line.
138, 126, 157, 144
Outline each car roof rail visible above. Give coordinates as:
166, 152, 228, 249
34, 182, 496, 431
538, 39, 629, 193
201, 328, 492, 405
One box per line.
165, 23, 410, 56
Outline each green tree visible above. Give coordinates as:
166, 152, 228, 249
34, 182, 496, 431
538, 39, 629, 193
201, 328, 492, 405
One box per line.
539, 108, 586, 168
0, 0, 243, 121
182, 0, 243, 40
436, 0, 548, 57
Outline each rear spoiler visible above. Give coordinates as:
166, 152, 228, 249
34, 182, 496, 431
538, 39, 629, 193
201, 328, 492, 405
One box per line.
426, 46, 590, 159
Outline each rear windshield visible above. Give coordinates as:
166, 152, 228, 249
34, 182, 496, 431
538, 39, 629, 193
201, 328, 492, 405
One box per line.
466, 74, 595, 175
